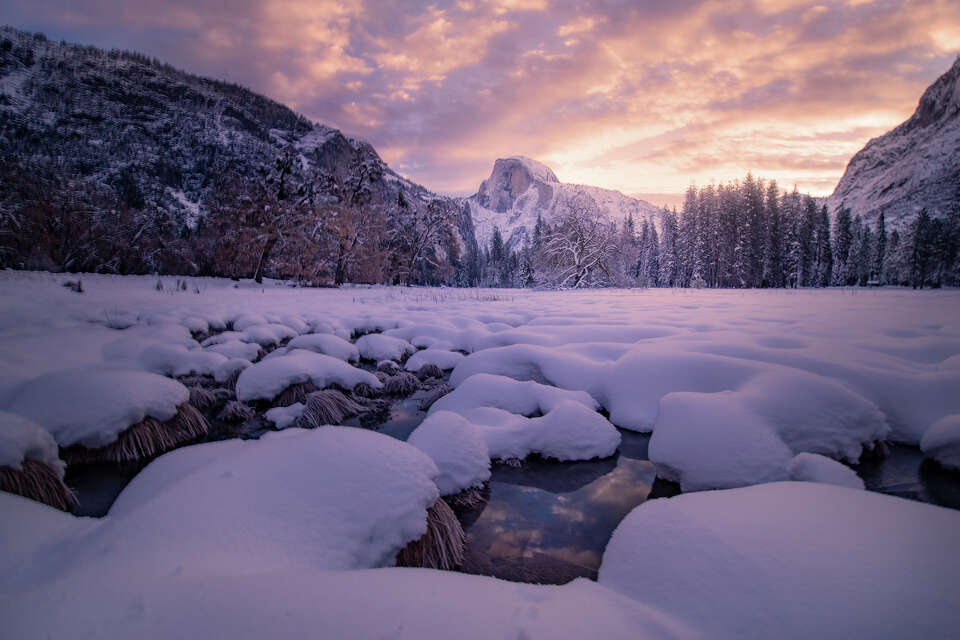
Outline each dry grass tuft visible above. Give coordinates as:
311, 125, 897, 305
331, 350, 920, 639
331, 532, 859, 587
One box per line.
352, 382, 381, 398
396, 498, 465, 570
860, 440, 891, 463
384, 372, 419, 396
62, 403, 208, 466
416, 363, 444, 380
218, 400, 255, 423
418, 382, 453, 411
377, 360, 401, 375
189, 386, 233, 411
295, 390, 367, 429
274, 381, 318, 406
447, 486, 488, 510
0, 459, 75, 511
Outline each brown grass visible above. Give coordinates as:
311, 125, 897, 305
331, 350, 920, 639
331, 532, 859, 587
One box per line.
218, 400, 255, 423
860, 440, 890, 463
295, 390, 366, 429
418, 382, 453, 411
416, 363, 445, 381
384, 372, 419, 396
396, 498, 465, 570
447, 486, 488, 510
0, 459, 74, 511
352, 382, 382, 399
189, 386, 234, 411
62, 403, 208, 466
377, 360, 401, 375
273, 381, 318, 406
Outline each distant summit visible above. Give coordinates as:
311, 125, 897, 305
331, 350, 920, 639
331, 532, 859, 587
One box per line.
828, 57, 960, 224
466, 156, 660, 248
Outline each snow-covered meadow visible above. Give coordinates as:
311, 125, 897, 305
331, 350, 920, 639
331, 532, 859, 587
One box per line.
1, 270, 960, 638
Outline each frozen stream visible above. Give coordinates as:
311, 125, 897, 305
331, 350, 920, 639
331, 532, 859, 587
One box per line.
65, 394, 960, 585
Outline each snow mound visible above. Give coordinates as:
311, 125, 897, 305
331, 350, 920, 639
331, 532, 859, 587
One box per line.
404, 348, 465, 372
649, 391, 793, 491
788, 452, 865, 489
430, 372, 598, 416
213, 357, 251, 384
140, 343, 228, 377
455, 400, 620, 462
5, 369, 189, 448
408, 410, 491, 495
264, 403, 305, 429
599, 482, 960, 638
235, 349, 381, 402
355, 333, 415, 362
108, 427, 441, 571
287, 333, 359, 362
0, 410, 64, 476
921, 414, 960, 470
203, 340, 262, 361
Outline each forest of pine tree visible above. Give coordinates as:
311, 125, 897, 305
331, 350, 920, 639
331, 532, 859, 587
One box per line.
473, 173, 960, 290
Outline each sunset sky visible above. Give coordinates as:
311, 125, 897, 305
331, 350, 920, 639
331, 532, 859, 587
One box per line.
3, 0, 958, 202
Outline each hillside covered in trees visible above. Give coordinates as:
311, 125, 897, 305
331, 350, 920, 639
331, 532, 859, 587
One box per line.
0, 27, 957, 289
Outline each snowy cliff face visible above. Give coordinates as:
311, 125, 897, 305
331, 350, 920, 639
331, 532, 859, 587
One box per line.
0, 27, 440, 231
466, 156, 662, 248
828, 58, 960, 225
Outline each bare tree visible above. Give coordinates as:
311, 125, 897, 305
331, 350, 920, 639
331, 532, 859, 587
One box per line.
541, 195, 619, 288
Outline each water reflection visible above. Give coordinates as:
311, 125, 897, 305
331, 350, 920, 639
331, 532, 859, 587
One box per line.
855, 444, 960, 510
457, 450, 656, 584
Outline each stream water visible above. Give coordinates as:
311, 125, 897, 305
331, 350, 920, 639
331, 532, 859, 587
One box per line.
64, 392, 960, 585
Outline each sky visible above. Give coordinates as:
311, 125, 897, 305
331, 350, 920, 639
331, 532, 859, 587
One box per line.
3, 1, 959, 202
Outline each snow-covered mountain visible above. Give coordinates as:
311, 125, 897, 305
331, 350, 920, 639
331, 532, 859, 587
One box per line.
828, 57, 960, 225
464, 157, 662, 248
0, 27, 448, 241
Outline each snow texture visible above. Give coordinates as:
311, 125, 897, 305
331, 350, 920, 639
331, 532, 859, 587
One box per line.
407, 410, 491, 495
921, 414, 960, 470
264, 403, 305, 429
4, 368, 189, 449
0, 410, 64, 476
235, 350, 381, 402
787, 452, 865, 489
404, 348, 465, 372
286, 333, 359, 362
430, 372, 598, 416
599, 482, 960, 639
355, 333, 415, 362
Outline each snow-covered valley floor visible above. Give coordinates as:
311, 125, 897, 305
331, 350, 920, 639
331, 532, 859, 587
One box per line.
2, 271, 960, 638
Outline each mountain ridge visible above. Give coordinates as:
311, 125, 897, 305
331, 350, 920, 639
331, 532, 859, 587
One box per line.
828, 56, 960, 225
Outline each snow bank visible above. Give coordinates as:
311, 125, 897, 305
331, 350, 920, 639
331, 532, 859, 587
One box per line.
407, 410, 490, 495
106, 427, 440, 571
599, 482, 960, 638
0, 410, 64, 476
649, 392, 793, 491
203, 340, 261, 361
235, 350, 380, 402
264, 402, 305, 429
454, 401, 620, 461
4, 369, 189, 448
787, 452, 865, 489
430, 372, 598, 417
355, 333, 415, 361
404, 348, 464, 372
139, 343, 228, 377
286, 333, 359, 362
921, 414, 960, 470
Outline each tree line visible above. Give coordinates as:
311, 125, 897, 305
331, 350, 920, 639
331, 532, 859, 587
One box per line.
474, 174, 960, 290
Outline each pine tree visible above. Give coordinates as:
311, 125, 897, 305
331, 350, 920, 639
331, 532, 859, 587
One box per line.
658, 208, 679, 287
909, 208, 933, 288
762, 180, 783, 287
831, 205, 853, 285
872, 212, 886, 284
815, 205, 833, 287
